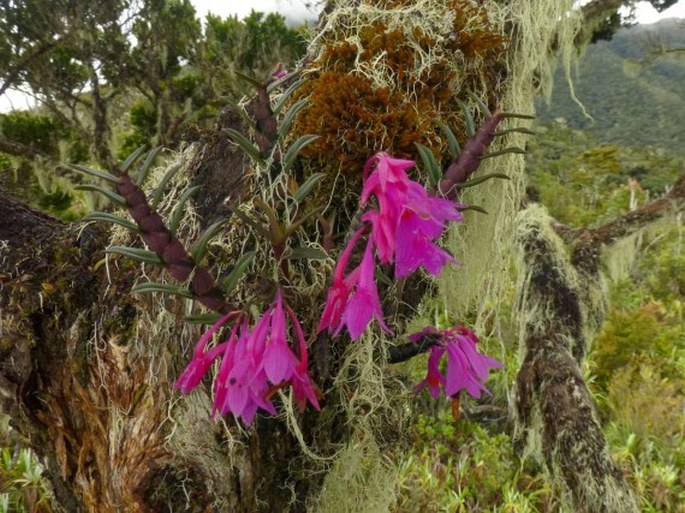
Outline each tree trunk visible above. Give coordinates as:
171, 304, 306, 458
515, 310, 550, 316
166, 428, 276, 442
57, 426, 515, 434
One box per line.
512, 174, 685, 512
1, 1, 666, 511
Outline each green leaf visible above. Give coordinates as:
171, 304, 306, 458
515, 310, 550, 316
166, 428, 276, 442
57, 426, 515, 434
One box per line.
222, 251, 256, 294
286, 247, 328, 260
230, 208, 270, 239
456, 173, 510, 189
131, 282, 193, 298
184, 313, 224, 325
462, 205, 489, 215
273, 77, 306, 115
120, 145, 147, 173
500, 112, 535, 120
225, 128, 264, 164
283, 207, 323, 239
82, 212, 139, 232
494, 127, 536, 136
235, 71, 263, 88
282, 134, 319, 173
278, 98, 309, 140
151, 163, 182, 210
224, 97, 255, 129
460, 101, 476, 137
135, 147, 162, 186
292, 172, 325, 204
439, 122, 461, 159
106, 246, 163, 265
480, 147, 527, 159
169, 186, 201, 235
254, 197, 284, 242
470, 93, 492, 117
68, 164, 120, 184
75, 184, 127, 206
415, 143, 442, 189
190, 219, 228, 263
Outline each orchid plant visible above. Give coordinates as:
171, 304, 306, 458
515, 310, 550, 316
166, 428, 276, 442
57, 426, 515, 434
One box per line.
174, 152, 502, 425
75, 75, 512, 427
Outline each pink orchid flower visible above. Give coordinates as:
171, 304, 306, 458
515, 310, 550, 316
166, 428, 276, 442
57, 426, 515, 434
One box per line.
286, 306, 321, 411
417, 345, 447, 399
337, 238, 392, 340
263, 291, 297, 385
175, 311, 236, 394
318, 228, 365, 335
410, 326, 502, 400
361, 152, 465, 277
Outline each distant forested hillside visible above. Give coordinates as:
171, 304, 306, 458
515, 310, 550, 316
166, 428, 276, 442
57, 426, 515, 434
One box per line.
538, 19, 685, 157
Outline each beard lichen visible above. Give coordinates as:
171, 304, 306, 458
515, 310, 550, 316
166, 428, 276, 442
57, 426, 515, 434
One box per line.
292, 0, 509, 176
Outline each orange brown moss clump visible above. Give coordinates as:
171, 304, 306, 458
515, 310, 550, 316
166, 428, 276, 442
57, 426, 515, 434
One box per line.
292, 0, 508, 175
295, 71, 431, 168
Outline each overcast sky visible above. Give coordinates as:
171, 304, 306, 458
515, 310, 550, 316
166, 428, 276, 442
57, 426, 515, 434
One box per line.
191, 0, 319, 24
190, 0, 685, 24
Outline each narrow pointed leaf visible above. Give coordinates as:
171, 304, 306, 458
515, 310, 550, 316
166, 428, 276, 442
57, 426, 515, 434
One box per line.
277, 98, 309, 139
292, 172, 325, 204
169, 186, 202, 235
267, 71, 296, 94
121, 145, 147, 173
494, 128, 535, 136
184, 313, 224, 325
415, 143, 442, 189
190, 219, 228, 263
463, 205, 489, 215
229, 207, 270, 239
131, 282, 193, 298
235, 71, 263, 88
225, 128, 264, 164
286, 247, 328, 260
75, 184, 127, 206
69, 164, 120, 184
470, 93, 492, 117
151, 163, 182, 209
460, 102, 476, 136
106, 246, 163, 265
282, 134, 319, 173
456, 173, 510, 189
136, 147, 162, 186
253, 197, 284, 242
224, 97, 256, 129
222, 251, 255, 294
273, 77, 306, 115
480, 147, 527, 159
500, 112, 535, 120
283, 207, 323, 239
82, 212, 139, 232
439, 122, 461, 159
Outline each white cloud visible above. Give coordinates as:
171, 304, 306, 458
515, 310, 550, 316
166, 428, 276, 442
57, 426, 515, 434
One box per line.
191, 0, 319, 24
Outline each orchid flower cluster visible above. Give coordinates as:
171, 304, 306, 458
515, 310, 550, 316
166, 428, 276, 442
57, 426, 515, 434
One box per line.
410, 326, 503, 399
176, 152, 502, 425
318, 152, 466, 340
175, 291, 319, 425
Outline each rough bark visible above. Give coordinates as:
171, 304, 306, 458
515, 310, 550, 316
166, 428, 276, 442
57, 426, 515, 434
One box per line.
512, 173, 685, 512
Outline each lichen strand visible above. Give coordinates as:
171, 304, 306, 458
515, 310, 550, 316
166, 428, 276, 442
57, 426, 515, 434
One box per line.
293, 0, 507, 175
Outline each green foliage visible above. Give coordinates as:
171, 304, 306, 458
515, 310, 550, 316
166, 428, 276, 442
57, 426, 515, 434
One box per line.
0, 414, 54, 513
591, 303, 684, 390
538, 19, 685, 159
0, 112, 64, 157
525, 123, 684, 227
396, 414, 559, 512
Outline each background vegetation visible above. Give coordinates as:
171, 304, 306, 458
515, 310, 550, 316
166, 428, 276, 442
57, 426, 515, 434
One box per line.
1, 4, 684, 512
